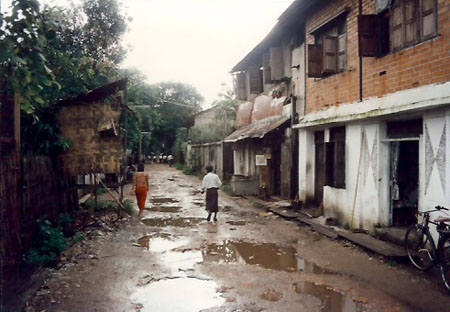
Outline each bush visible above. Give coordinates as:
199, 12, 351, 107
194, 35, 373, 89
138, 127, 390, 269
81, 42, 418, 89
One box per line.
25, 219, 67, 265
123, 199, 133, 215
222, 182, 235, 197
84, 198, 118, 212
174, 162, 184, 170
182, 166, 194, 175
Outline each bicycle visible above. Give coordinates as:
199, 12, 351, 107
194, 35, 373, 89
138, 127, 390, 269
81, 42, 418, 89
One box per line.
405, 205, 450, 292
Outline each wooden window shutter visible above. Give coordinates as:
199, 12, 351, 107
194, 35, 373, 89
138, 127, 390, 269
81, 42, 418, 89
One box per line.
270, 46, 284, 81
236, 72, 247, 101
358, 15, 378, 57
248, 65, 262, 94
337, 32, 347, 71
391, 3, 404, 50
334, 141, 346, 188
422, 0, 436, 39
323, 35, 337, 73
307, 44, 323, 78
404, 0, 418, 45
262, 53, 272, 85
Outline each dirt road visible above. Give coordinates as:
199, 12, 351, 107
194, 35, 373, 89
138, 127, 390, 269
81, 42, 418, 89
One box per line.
25, 164, 450, 312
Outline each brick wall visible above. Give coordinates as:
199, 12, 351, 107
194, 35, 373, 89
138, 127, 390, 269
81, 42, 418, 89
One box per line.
305, 0, 450, 114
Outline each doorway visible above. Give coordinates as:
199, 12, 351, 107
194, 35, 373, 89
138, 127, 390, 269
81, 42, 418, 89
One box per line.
314, 131, 325, 205
390, 140, 419, 227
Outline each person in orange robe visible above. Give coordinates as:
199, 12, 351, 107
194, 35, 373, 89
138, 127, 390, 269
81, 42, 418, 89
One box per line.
132, 163, 149, 217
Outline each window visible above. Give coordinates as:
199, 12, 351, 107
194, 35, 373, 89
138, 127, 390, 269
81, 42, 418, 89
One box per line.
359, 0, 438, 57
325, 126, 346, 188
308, 15, 347, 78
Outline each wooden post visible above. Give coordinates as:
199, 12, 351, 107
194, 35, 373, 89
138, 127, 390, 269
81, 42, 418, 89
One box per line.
94, 173, 98, 212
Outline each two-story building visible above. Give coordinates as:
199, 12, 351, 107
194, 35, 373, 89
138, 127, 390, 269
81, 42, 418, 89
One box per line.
232, 0, 450, 233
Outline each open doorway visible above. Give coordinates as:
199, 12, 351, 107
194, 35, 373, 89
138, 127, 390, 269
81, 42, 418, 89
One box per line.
390, 140, 419, 227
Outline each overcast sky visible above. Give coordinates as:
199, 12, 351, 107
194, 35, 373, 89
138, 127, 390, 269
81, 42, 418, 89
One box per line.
3, 0, 295, 108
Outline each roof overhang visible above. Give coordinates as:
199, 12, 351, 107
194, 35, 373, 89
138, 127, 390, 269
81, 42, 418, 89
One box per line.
224, 116, 290, 143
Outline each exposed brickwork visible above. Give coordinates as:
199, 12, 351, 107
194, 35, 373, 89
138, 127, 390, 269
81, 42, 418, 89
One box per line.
306, 0, 450, 114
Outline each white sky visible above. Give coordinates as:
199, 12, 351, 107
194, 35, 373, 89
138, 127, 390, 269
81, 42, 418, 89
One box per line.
3, 0, 295, 108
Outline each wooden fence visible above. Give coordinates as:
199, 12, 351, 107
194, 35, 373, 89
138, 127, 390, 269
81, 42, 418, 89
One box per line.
0, 154, 75, 265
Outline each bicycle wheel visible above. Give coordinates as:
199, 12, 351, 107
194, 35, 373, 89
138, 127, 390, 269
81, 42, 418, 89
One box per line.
440, 236, 450, 292
405, 224, 436, 271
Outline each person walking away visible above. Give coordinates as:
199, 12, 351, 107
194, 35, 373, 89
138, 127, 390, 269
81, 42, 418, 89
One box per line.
201, 166, 222, 221
133, 163, 149, 218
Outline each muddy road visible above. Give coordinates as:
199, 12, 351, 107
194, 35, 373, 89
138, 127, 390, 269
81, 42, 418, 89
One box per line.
26, 164, 450, 312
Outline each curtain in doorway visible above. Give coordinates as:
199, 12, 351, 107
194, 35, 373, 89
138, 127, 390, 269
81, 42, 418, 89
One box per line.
391, 142, 400, 200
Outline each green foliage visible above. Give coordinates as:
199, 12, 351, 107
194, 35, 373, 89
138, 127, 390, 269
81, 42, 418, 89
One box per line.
174, 163, 184, 170
125, 76, 204, 157
25, 218, 67, 264
57, 213, 73, 226
222, 181, 235, 197
173, 128, 188, 163
97, 188, 107, 196
84, 198, 118, 212
123, 199, 133, 215
70, 231, 84, 244
182, 166, 194, 175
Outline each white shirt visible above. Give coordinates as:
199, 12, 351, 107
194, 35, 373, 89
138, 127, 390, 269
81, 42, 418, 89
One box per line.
202, 172, 222, 189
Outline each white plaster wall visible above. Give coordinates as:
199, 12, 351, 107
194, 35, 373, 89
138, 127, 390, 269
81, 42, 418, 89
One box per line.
377, 122, 390, 226
422, 111, 449, 241
291, 44, 305, 116
298, 129, 314, 202
359, 123, 382, 230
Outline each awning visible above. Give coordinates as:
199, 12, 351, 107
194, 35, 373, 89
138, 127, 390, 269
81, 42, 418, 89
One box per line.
224, 116, 290, 143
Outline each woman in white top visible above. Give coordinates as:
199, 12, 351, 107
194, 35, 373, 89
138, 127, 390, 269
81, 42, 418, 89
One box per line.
201, 165, 222, 221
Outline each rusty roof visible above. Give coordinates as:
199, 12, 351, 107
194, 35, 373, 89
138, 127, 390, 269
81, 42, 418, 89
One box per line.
58, 79, 128, 106
224, 116, 289, 142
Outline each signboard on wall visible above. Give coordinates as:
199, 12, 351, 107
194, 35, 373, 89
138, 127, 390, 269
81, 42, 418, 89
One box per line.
256, 155, 267, 166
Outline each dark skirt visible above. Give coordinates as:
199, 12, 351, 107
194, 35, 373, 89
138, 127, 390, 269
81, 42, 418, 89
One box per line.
205, 188, 218, 212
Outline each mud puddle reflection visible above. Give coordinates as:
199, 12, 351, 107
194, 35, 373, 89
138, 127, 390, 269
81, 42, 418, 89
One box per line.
142, 217, 204, 227
132, 278, 224, 312
148, 197, 182, 212
203, 240, 331, 273
294, 282, 361, 312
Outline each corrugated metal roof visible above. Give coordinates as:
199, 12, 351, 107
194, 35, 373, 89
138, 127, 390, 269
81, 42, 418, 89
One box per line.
224, 116, 290, 142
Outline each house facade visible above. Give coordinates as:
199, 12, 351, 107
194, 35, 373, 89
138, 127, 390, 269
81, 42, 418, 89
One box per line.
233, 0, 450, 233
293, 0, 450, 233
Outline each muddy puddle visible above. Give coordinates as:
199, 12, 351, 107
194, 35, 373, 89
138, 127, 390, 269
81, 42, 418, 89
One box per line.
149, 197, 180, 204
226, 220, 248, 226
132, 277, 224, 312
141, 217, 204, 227
294, 282, 362, 312
203, 240, 331, 273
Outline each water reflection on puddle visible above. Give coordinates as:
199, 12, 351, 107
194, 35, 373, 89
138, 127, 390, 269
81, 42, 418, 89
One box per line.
203, 240, 331, 273
294, 282, 361, 312
142, 217, 204, 227
132, 278, 224, 312
150, 196, 180, 204
226, 220, 248, 226
148, 197, 183, 212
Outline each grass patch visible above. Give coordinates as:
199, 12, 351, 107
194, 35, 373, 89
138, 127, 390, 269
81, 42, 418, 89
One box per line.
222, 181, 235, 197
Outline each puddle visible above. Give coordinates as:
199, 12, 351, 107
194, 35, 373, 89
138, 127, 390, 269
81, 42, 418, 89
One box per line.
203, 241, 297, 271
131, 278, 224, 312
148, 237, 189, 252
142, 217, 204, 227
294, 282, 361, 312
137, 235, 150, 249
161, 250, 203, 270
146, 205, 182, 213
260, 289, 283, 302
226, 220, 248, 226
202, 240, 331, 273
221, 205, 234, 212
150, 197, 180, 204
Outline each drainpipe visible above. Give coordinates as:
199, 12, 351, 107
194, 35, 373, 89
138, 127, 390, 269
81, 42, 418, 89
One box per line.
359, 0, 363, 102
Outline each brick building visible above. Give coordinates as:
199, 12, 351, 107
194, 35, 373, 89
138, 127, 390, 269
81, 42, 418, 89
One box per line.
232, 0, 450, 233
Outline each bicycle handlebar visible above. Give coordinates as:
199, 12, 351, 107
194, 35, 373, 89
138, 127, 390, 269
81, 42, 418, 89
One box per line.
436, 205, 449, 211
